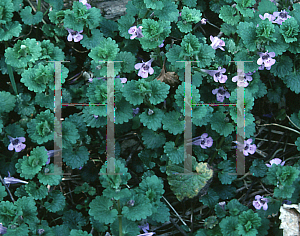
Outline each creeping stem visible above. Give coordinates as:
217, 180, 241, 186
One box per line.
117, 200, 123, 236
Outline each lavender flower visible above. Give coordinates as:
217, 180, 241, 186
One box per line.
93, 115, 99, 119
79, 0, 91, 9
45, 148, 62, 165
201, 66, 228, 83
266, 158, 285, 167
132, 108, 140, 117
135, 58, 154, 78
200, 18, 207, 24
8, 136, 26, 152
212, 87, 230, 102
259, 13, 276, 22
128, 26, 144, 39
158, 40, 165, 48
253, 195, 269, 210
243, 139, 256, 156
219, 201, 226, 211
257, 51, 276, 70
282, 200, 292, 205
66, 28, 84, 42
273, 9, 291, 25
0, 223, 7, 235
138, 223, 155, 236
210, 35, 225, 51
191, 133, 213, 149
3, 172, 28, 185
232, 70, 255, 87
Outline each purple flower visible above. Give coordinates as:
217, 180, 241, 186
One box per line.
243, 139, 256, 156
266, 158, 285, 167
79, 166, 83, 170
93, 115, 99, 119
8, 136, 26, 152
212, 87, 230, 102
282, 200, 292, 205
79, 0, 91, 9
257, 51, 276, 70
138, 223, 155, 236
0, 223, 7, 235
3, 172, 28, 185
210, 35, 225, 51
232, 70, 255, 87
219, 201, 226, 211
253, 195, 269, 210
45, 148, 62, 165
200, 18, 207, 24
191, 133, 213, 149
133, 107, 140, 117
273, 9, 291, 25
135, 58, 154, 78
259, 13, 276, 22
201, 66, 228, 83
67, 28, 84, 42
128, 26, 144, 39
158, 40, 164, 48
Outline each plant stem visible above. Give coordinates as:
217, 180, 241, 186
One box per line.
209, 136, 225, 165
117, 200, 123, 236
37, 0, 42, 12
156, 47, 163, 68
4, 42, 18, 95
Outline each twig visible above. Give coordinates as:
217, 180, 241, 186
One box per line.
255, 138, 296, 146
0, 175, 15, 203
169, 218, 189, 236
162, 196, 191, 232
287, 115, 300, 131
258, 123, 300, 135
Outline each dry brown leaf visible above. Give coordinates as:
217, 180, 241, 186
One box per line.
155, 64, 179, 87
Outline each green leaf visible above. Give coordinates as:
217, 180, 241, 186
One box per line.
110, 217, 140, 236
270, 55, 293, 78
0, 201, 18, 225
249, 159, 267, 177
122, 193, 153, 221
117, 51, 136, 73
0, 91, 16, 113
15, 196, 38, 224
218, 160, 237, 184
237, 210, 261, 236
236, 22, 257, 51
265, 27, 289, 56
162, 110, 184, 135
149, 79, 170, 105
210, 110, 235, 137
117, 14, 136, 39
27, 109, 55, 144
80, 29, 104, 49
257, 0, 278, 14
69, 229, 92, 236
221, 23, 237, 36
0, 21, 22, 41
166, 157, 213, 201
25, 181, 48, 200
280, 17, 299, 43
0, 183, 7, 201
62, 209, 87, 230
182, 0, 197, 7
213, 185, 237, 200
281, 70, 300, 94
219, 5, 240, 26
148, 200, 170, 223
144, 0, 165, 10
98, 17, 118, 38
44, 190, 66, 213
154, 0, 179, 22
38, 164, 62, 186
44, 0, 64, 11
137, 175, 165, 202
102, 187, 131, 201
175, 82, 200, 112
88, 37, 120, 61
200, 188, 219, 208
35, 90, 55, 111
140, 107, 164, 131
20, 6, 43, 25
141, 128, 166, 149
164, 141, 184, 164
166, 45, 185, 69
219, 216, 239, 236
89, 195, 118, 224
226, 199, 248, 216
99, 159, 131, 190
63, 146, 89, 169
0, 0, 14, 24
192, 105, 214, 127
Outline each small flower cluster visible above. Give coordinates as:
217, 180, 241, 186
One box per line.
259, 9, 291, 25
138, 223, 155, 236
191, 133, 213, 149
